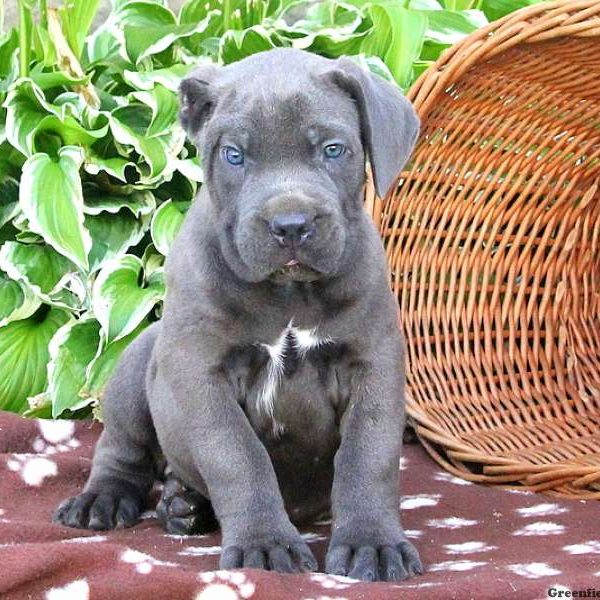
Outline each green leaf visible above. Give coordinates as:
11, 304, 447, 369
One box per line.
0, 29, 19, 81
220, 26, 287, 64
81, 319, 150, 409
114, 1, 220, 65
122, 64, 194, 92
178, 2, 226, 55
424, 9, 487, 46
347, 53, 396, 83
0, 241, 85, 311
361, 4, 427, 89
93, 255, 165, 341
0, 307, 70, 413
83, 151, 140, 183
4, 79, 108, 156
19, 146, 92, 271
53, 92, 90, 121
131, 83, 179, 138
0, 241, 75, 297
33, 27, 58, 68
0, 272, 41, 327
289, 1, 370, 57
0, 176, 19, 228
116, 0, 177, 27
15, 231, 45, 244
85, 23, 122, 65
0, 143, 25, 178
174, 157, 203, 183
112, 0, 169, 9
132, 19, 221, 65
22, 396, 53, 418
47, 317, 101, 417
141, 242, 164, 277
29, 67, 90, 91
83, 190, 156, 217
179, 0, 218, 23
0, 218, 18, 244
109, 106, 186, 183
59, 0, 101, 58
405, 0, 444, 7
151, 199, 189, 256
86, 209, 150, 272
441, 0, 481, 8
154, 170, 196, 202
482, 0, 547, 21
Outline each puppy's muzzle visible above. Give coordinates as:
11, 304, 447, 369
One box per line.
269, 213, 316, 248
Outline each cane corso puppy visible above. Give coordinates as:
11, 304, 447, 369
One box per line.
54, 48, 422, 582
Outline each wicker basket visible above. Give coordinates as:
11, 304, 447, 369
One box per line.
366, 0, 600, 499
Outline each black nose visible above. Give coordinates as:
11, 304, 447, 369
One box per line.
269, 213, 315, 247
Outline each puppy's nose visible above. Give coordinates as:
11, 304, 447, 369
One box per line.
269, 213, 315, 247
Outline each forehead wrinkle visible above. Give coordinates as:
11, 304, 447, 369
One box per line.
210, 88, 362, 154
304, 120, 360, 142
210, 115, 257, 143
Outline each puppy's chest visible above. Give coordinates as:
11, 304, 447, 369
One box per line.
223, 324, 349, 435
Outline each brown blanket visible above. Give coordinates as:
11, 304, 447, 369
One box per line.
0, 411, 596, 599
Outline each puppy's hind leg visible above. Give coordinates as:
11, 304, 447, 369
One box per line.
156, 469, 218, 535
54, 325, 160, 531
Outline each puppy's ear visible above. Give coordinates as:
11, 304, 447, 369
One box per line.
179, 63, 220, 139
324, 58, 420, 198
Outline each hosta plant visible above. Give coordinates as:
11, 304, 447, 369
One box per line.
0, 0, 549, 418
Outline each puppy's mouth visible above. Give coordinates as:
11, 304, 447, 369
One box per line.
269, 259, 322, 283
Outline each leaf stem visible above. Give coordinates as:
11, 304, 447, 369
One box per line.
18, 0, 30, 77
40, 0, 48, 29
224, 0, 232, 31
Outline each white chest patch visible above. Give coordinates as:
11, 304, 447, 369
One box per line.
258, 321, 332, 424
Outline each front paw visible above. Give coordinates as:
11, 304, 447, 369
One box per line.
220, 517, 318, 574
54, 491, 141, 531
326, 519, 423, 581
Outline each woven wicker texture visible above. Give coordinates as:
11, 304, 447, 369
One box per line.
366, 0, 600, 498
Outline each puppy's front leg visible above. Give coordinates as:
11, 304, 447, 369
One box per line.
325, 341, 423, 582
154, 345, 317, 573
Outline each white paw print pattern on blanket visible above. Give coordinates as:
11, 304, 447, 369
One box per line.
310, 573, 357, 590
196, 571, 256, 599
6, 454, 58, 486
45, 579, 89, 600
507, 562, 562, 579
32, 420, 80, 454
120, 548, 178, 574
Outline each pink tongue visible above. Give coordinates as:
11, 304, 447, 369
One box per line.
285, 259, 299, 267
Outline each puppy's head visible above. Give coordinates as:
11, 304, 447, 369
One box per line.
179, 49, 419, 284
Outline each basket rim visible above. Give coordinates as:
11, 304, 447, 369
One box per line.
407, 0, 600, 118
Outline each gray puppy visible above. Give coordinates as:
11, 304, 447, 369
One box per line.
54, 48, 422, 582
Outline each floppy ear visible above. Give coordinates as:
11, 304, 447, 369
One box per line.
179, 63, 220, 139
324, 58, 420, 198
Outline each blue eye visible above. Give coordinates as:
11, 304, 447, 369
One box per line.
223, 146, 244, 166
323, 143, 345, 159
